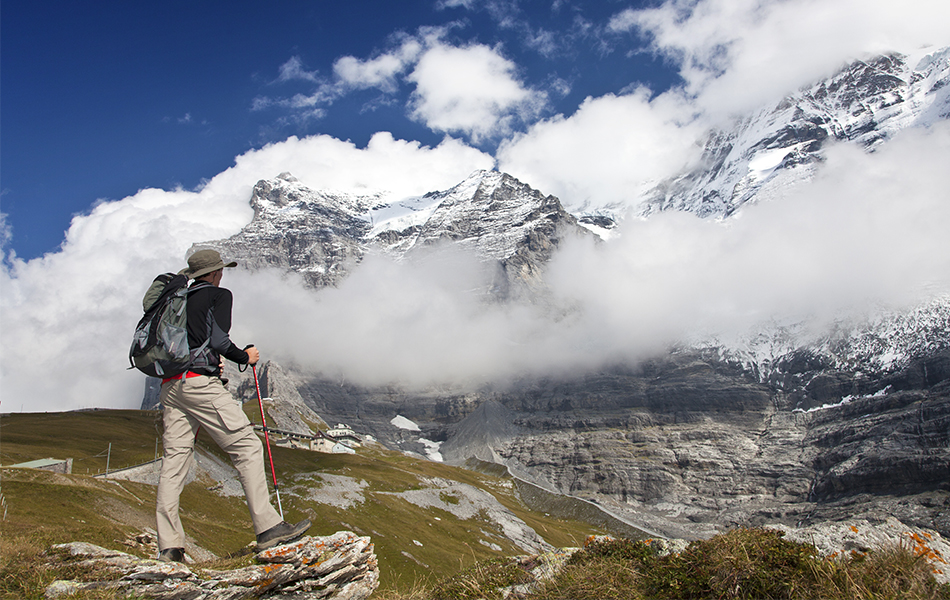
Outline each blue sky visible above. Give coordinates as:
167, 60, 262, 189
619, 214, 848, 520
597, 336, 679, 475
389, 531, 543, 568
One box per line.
2, 0, 679, 260
2, 0, 948, 413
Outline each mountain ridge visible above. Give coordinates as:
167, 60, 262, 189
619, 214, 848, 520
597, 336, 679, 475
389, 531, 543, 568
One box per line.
637, 47, 950, 218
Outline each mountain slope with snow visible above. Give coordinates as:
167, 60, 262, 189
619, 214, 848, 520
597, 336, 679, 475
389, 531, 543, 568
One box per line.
640, 47, 950, 218
202, 169, 591, 299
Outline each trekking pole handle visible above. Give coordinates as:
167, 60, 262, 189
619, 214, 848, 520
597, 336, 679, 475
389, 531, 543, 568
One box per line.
243, 344, 260, 366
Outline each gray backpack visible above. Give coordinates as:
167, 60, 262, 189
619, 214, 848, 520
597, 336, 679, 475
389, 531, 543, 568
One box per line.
129, 273, 213, 378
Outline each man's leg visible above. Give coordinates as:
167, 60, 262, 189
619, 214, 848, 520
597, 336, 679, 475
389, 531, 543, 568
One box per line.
177, 376, 282, 535
155, 381, 199, 551
220, 427, 285, 534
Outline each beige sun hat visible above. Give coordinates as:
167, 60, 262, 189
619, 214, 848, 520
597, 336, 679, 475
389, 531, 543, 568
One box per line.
181, 249, 237, 279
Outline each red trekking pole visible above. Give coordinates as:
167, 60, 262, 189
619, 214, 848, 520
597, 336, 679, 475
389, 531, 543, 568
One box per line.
252, 362, 284, 519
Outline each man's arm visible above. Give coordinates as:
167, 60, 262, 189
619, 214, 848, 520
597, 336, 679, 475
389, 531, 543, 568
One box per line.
209, 289, 255, 365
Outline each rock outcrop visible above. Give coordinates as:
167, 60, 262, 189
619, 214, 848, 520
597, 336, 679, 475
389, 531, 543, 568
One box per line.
770, 517, 950, 585
44, 532, 378, 600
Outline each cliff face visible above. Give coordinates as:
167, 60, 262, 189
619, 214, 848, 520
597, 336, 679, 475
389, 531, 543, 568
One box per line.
492, 355, 950, 539
293, 351, 950, 540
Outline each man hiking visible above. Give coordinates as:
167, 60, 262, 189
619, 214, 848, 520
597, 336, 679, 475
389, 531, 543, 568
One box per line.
155, 249, 310, 562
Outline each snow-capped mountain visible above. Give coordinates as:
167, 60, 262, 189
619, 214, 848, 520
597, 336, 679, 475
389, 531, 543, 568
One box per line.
202, 169, 591, 299
371, 170, 580, 262
627, 47, 950, 387
707, 295, 950, 389
206, 172, 378, 287
640, 47, 950, 217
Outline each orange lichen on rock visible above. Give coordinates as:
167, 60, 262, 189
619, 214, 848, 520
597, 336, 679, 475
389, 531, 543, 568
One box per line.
905, 531, 947, 566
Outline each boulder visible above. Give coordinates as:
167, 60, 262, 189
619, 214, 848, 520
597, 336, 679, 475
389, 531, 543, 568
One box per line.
44, 532, 378, 600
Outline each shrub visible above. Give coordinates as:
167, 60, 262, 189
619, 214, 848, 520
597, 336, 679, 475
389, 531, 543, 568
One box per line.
531, 528, 950, 600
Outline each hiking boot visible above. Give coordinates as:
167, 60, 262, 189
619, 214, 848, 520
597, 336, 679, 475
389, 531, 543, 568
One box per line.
158, 547, 185, 563
256, 519, 312, 550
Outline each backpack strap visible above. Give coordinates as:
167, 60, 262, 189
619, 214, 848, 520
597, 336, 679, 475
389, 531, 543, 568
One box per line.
181, 280, 219, 373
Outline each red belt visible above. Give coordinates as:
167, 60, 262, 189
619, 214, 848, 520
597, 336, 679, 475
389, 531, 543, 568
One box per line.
162, 371, 204, 385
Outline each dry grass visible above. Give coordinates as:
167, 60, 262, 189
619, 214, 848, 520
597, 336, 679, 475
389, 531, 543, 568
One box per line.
0, 535, 132, 600
426, 528, 950, 600
429, 557, 536, 600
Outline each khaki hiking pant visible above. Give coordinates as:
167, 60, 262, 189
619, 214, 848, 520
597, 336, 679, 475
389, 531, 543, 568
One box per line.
156, 375, 282, 551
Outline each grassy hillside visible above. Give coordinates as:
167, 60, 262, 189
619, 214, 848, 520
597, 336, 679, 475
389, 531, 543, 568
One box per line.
3, 410, 949, 600
0, 410, 598, 596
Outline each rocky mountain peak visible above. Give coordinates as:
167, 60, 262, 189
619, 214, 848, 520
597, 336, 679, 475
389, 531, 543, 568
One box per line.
196, 169, 591, 299
389, 169, 583, 262
639, 46, 950, 218
197, 174, 376, 287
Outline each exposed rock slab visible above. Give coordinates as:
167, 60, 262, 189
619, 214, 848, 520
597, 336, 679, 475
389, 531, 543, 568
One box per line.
770, 517, 950, 585
44, 532, 378, 599
380, 476, 552, 554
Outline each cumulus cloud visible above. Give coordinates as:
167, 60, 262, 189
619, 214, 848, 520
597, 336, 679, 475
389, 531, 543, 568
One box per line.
333, 37, 423, 93
612, 0, 950, 119
407, 42, 548, 141
262, 28, 548, 143
0, 134, 493, 413
497, 88, 703, 213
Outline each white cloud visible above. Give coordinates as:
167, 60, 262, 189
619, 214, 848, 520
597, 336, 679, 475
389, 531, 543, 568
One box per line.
0, 134, 492, 413
407, 42, 548, 141
613, 0, 950, 119
252, 123, 949, 389
497, 88, 703, 213
277, 56, 321, 83
436, 0, 478, 9
544, 122, 950, 358
0, 211, 12, 250
333, 38, 423, 93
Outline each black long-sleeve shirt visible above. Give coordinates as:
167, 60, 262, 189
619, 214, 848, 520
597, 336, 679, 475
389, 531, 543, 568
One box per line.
186, 283, 250, 375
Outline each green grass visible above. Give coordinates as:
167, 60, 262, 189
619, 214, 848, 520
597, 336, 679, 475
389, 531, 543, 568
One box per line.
0, 410, 164, 475
0, 410, 597, 598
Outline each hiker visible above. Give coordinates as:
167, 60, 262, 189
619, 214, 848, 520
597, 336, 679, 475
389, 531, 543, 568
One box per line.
154, 249, 310, 562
